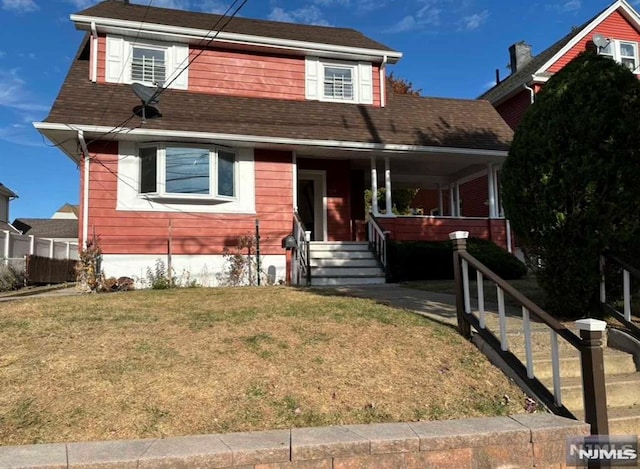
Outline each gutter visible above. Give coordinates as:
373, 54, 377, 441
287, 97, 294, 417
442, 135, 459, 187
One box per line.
380, 55, 387, 108
524, 83, 535, 104
77, 131, 90, 248
91, 21, 98, 83
35, 122, 509, 158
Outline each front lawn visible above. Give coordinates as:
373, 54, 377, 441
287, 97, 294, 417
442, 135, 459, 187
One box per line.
0, 287, 526, 445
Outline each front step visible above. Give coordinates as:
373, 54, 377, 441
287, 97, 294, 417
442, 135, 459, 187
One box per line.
308, 242, 385, 287
529, 349, 636, 380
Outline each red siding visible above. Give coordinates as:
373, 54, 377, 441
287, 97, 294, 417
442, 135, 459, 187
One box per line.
378, 217, 509, 250
548, 10, 640, 72
97, 35, 106, 83
496, 89, 531, 130
459, 176, 489, 217
298, 159, 352, 241
410, 189, 439, 214
83, 142, 293, 255
189, 48, 306, 100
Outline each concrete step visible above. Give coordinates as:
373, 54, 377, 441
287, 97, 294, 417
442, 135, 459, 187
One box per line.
310, 258, 379, 268
309, 242, 369, 252
575, 404, 640, 435
312, 266, 383, 277
311, 275, 386, 287
311, 250, 375, 260
541, 372, 640, 411
530, 349, 636, 380
505, 329, 608, 356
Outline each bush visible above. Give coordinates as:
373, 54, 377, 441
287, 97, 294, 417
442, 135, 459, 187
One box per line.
0, 264, 26, 291
387, 238, 526, 283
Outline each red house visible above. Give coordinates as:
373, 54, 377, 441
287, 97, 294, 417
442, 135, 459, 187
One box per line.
480, 0, 640, 130
35, 0, 513, 287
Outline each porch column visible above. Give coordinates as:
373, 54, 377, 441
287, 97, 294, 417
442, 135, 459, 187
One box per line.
494, 165, 503, 217
292, 152, 298, 211
437, 184, 443, 216
370, 157, 379, 215
384, 156, 392, 215
455, 183, 461, 216
449, 184, 455, 216
487, 164, 497, 218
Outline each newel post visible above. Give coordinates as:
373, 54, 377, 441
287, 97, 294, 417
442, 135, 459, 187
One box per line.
576, 318, 609, 436
450, 231, 471, 339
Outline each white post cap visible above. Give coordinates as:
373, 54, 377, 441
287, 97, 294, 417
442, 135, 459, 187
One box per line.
575, 318, 607, 332
448, 231, 469, 240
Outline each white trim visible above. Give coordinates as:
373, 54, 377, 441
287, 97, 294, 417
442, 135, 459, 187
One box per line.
537, 0, 640, 74
91, 22, 98, 83
487, 163, 496, 219
71, 15, 403, 64
78, 131, 90, 248
34, 123, 509, 159
298, 170, 327, 241
380, 55, 387, 107
370, 156, 379, 216
292, 152, 298, 211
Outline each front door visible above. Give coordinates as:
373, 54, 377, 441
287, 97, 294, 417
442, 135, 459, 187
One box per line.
297, 170, 326, 241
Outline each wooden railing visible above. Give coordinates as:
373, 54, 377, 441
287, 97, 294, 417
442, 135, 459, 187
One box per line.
451, 231, 609, 436
367, 215, 389, 271
292, 212, 311, 286
600, 255, 640, 340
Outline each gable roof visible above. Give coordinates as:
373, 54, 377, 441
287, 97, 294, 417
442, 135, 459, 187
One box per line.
480, 0, 640, 104
73, 0, 400, 60
12, 219, 78, 239
0, 183, 17, 199
40, 38, 512, 158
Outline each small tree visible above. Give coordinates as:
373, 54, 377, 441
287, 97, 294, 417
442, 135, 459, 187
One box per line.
501, 51, 640, 317
387, 72, 422, 96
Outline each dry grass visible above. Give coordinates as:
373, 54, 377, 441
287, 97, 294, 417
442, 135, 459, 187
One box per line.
0, 287, 527, 445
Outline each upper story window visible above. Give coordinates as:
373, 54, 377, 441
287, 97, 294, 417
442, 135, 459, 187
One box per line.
139, 144, 236, 200
598, 39, 639, 73
132, 46, 167, 85
105, 36, 188, 90
306, 57, 373, 104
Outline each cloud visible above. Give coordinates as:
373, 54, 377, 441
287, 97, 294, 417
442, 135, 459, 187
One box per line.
268, 6, 330, 26
459, 9, 488, 31
0, 69, 49, 113
1, 0, 38, 12
0, 124, 43, 147
385, 16, 419, 33
561, 0, 581, 11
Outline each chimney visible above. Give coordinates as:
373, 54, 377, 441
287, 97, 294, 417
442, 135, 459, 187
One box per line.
509, 42, 532, 75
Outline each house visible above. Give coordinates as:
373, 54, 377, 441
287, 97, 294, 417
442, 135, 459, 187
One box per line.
13, 203, 79, 245
0, 183, 19, 234
35, 0, 513, 286
480, 0, 640, 129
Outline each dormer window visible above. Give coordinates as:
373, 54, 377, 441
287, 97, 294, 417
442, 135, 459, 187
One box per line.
132, 46, 166, 85
598, 39, 639, 73
306, 57, 373, 104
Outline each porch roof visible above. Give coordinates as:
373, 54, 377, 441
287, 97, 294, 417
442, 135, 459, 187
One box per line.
40, 38, 512, 164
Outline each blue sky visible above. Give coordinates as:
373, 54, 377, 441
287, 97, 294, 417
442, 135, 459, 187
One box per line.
0, 0, 628, 219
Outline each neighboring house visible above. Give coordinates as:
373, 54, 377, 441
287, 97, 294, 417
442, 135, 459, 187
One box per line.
52, 203, 79, 220
480, 0, 640, 129
0, 183, 20, 234
35, 0, 513, 286
12, 203, 79, 244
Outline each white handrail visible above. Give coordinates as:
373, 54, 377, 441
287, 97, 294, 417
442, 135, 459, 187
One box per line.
367, 216, 388, 268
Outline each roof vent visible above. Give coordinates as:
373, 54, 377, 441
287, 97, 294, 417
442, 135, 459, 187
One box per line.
509, 42, 533, 75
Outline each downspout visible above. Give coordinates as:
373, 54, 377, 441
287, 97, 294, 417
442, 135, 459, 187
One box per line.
78, 131, 90, 248
524, 82, 535, 104
91, 22, 98, 83
380, 55, 387, 108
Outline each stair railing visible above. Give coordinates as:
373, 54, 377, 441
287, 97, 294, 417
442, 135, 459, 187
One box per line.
367, 214, 389, 272
293, 212, 311, 286
450, 231, 609, 436
600, 254, 640, 340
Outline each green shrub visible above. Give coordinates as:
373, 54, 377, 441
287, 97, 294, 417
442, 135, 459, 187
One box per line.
386, 238, 526, 283
0, 263, 25, 291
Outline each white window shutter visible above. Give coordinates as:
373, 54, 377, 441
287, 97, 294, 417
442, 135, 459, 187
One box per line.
105, 36, 124, 83
168, 44, 189, 90
306, 57, 320, 100
358, 62, 373, 104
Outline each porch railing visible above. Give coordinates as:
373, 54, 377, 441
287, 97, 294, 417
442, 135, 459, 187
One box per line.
367, 214, 389, 271
451, 231, 609, 436
293, 212, 311, 286
600, 254, 640, 340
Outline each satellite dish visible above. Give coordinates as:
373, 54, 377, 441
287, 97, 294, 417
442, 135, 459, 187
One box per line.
131, 83, 162, 121
593, 34, 610, 49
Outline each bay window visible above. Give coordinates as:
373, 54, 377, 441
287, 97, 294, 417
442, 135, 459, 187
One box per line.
139, 144, 236, 199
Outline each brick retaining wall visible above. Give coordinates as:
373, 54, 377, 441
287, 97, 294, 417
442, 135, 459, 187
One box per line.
0, 414, 589, 468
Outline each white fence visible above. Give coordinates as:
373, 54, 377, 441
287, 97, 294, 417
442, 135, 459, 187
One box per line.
1, 230, 79, 269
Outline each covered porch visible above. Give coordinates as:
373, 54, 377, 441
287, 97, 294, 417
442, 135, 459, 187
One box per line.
293, 146, 512, 252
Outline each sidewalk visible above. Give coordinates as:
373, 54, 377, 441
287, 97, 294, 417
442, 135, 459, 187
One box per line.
0, 283, 80, 302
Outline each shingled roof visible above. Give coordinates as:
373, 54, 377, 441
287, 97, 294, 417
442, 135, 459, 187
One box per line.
44, 38, 512, 153
479, 4, 613, 104
75, 0, 397, 53
12, 219, 78, 239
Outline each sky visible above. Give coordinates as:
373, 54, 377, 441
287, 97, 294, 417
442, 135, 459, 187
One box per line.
0, 0, 631, 220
